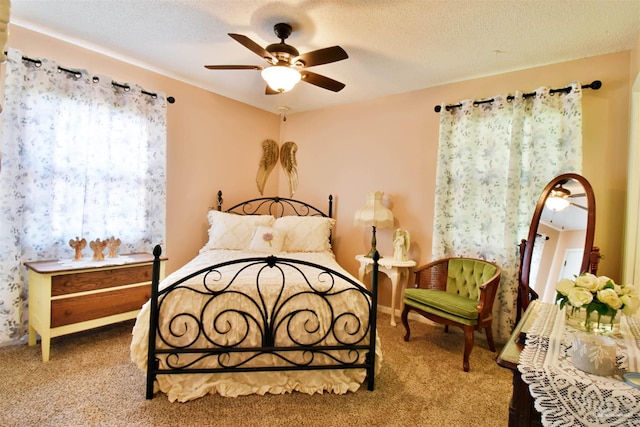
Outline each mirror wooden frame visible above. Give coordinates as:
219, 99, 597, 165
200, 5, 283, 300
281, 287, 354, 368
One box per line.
517, 173, 599, 323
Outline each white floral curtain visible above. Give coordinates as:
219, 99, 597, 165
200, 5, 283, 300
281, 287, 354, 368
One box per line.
432, 83, 583, 341
0, 48, 167, 345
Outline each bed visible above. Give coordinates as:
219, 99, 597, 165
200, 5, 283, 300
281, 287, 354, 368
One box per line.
130, 192, 381, 402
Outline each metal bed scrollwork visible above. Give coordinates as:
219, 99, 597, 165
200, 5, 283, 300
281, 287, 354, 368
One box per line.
217, 190, 333, 218
143, 193, 379, 400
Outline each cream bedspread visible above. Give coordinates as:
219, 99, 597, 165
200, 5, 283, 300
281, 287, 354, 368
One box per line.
130, 249, 383, 402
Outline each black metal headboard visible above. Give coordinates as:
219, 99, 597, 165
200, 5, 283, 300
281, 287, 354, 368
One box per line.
216, 190, 333, 219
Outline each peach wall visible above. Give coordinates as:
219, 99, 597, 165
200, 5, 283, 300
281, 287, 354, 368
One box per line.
544, 229, 588, 300
623, 31, 639, 289
7, 25, 280, 273
531, 224, 588, 303
6, 24, 633, 311
631, 31, 640, 81
282, 52, 631, 308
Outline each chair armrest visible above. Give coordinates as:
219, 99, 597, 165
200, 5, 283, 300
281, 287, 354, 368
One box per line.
476, 270, 502, 322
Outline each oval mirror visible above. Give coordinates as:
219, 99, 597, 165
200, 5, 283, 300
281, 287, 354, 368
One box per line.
517, 173, 598, 320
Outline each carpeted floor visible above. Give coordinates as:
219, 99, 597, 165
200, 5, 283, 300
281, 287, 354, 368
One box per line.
0, 313, 512, 427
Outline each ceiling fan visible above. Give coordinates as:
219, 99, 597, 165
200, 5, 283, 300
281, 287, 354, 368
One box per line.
205, 23, 348, 94
546, 182, 587, 211
567, 192, 588, 211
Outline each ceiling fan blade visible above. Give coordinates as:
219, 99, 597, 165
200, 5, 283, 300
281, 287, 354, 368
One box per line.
300, 71, 345, 92
294, 46, 348, 67
570, 202, 588, 211
568, 193, 586, 198
204, 65, 263, 70
228, 33, 275, 63
265, 85, 280, 95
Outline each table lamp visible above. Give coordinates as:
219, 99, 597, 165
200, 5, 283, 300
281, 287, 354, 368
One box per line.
354, 191, 394, 257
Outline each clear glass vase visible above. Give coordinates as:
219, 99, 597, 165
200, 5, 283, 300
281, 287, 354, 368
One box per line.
565, 306, 621, 335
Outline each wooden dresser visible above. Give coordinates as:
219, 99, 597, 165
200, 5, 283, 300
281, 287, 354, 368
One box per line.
496, 301, 543, 427
25, 253, 166, 361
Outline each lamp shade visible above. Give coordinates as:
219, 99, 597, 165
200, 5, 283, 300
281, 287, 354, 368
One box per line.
545, 196, 570, 212
354, 191, 394, 228
545, 186, 571, 212
261, 65, 301, 93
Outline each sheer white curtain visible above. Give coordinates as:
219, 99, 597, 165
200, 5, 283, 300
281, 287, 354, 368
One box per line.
529, 233, 548, 297
0, 48, 167, 345
432, 83, 583, 341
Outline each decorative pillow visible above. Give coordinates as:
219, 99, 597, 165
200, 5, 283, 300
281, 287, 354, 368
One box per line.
248, 226, 285, 254
274, 216, 335, 252
203, 210, 275, 251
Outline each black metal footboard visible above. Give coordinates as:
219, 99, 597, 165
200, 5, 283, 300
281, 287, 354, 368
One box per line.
145, 245, 379, 399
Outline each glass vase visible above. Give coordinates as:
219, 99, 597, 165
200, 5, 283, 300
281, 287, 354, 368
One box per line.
565, 306, 621, 335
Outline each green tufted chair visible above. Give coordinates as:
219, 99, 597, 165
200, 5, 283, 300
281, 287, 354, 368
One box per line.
401, 257, 502, 372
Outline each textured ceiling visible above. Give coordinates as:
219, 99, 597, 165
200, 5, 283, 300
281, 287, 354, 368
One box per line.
9, 0, 640, 114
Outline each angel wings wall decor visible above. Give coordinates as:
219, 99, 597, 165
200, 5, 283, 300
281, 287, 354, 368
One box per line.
256, 139, 278, 195
280, 141, 298, 197
255, 139, 299, 197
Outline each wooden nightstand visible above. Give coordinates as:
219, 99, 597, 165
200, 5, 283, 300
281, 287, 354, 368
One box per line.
25, 253, 166, 362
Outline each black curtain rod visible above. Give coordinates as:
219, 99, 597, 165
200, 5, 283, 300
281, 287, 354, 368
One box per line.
434, 80, 602, 113
19, 54, 175, 104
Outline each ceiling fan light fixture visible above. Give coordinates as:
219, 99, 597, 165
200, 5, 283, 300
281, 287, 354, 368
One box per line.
546, 186, 571, 211
261, 65, 301, 93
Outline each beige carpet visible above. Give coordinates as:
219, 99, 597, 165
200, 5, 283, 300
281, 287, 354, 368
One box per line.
0, 313, 512, 427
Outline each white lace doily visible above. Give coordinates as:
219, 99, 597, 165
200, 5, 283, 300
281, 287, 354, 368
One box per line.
518, 302, 640, 427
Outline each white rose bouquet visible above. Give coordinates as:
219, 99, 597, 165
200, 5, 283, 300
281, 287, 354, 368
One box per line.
556, 273, 640, 327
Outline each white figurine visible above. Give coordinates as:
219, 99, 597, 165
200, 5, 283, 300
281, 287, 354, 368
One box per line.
393, 228, 410, 261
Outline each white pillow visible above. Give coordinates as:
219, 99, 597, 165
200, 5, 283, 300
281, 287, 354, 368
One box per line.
274, 216, 335, 252
203, 210, 275, 251
248, 226, 285, 254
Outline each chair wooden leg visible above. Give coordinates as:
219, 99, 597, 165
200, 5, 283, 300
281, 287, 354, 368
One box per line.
485, 325, 496, 352
401, 305, 411, 342
444, 325, 449, 333
463, 325, 474, 372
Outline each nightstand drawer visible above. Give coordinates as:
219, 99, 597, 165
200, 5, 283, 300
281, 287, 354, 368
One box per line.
51, 284, 151, 327
51, 264, 152, 296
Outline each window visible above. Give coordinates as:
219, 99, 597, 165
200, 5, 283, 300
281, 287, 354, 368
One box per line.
0, 48, 167, 344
